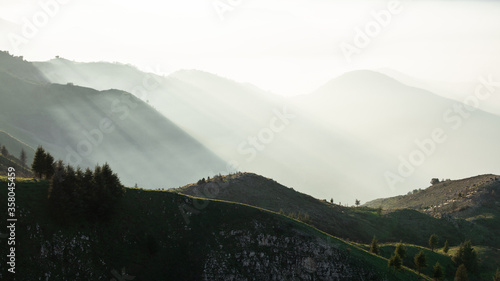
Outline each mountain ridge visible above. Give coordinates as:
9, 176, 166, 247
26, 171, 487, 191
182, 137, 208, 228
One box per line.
0, 52, 227, 189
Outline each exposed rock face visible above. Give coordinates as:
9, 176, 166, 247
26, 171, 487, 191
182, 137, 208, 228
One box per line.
203, 221, 381, 281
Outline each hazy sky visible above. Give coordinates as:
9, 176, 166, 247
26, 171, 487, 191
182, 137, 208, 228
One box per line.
1, 0, 499, 96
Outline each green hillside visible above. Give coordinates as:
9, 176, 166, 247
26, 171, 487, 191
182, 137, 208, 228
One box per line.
365, 175, 500, 247
364, 175, 500, 212
0, 177, 428, 280
175, 173, 497, 247
0, 130, 36, 165
0, 138, 33, 178
176, 173, 500, 279
0, 155, 32, 178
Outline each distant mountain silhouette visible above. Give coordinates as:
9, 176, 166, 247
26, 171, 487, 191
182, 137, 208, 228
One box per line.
0, 52, 226, 189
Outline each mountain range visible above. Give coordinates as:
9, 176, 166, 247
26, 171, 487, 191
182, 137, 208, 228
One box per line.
31, 56, 500, 203
0, 50, 499, 280
0, 51, 227, 189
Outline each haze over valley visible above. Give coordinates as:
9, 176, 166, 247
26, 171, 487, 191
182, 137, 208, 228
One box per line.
1, 1, 499, 280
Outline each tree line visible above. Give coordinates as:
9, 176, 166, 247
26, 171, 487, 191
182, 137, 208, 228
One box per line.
32, 146, 125, 223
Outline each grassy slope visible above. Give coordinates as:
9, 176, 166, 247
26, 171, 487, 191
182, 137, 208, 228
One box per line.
0, 130, 35, 165
176, 173, 500, 280
357, 243, 457, 279
361, 174, 500, 280
175, 173, 491, 248
0, 151, 33, 178
364, 174, 500, 211
0, 178, 428, 281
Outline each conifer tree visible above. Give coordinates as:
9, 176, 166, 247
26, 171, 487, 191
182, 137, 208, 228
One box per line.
455, 264, 469, 281
429, 234, 439, 252
395, 241, 407, 259
452, 240, 479, 273
388, 254, 402, 272
1, 145, 8, 156
443, 240, 450, 254
414, 250, 427, 275
32, 146, 46, 179
44, 153, 55, 179
20, 148, 27, 166
370, 236, 380, 255
432, 261, 444, 280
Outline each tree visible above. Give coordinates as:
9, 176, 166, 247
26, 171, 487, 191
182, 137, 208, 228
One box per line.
414, 250, 427, 275
43, 153, 55, 179
355, 199, 361, 207
455, 264, 469, 281
388, 254, 402, 272
48, 160, 68, 222
432, 262, 444, 280
452, 240, 479, 273
431, 178, 440, 185
32, 146, 46, 179
20, 149, 27, 166
493, 268, 500, 281
1, 145, 8, 156
330, 198, 333, 204
377, 206, 383, 216
48, 161, 125, 223
370, 236, 380, 255
443, 240, 450, 254
429, 234, 439, 252
395, 241, 407, 259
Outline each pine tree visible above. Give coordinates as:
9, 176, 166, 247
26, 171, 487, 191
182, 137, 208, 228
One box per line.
43, 153, 55, 179
48, 161, 125, 223
32, 146, 46, 179
355, 199, 361, 207
395, 241, 407, 259
443, 240, 450, 254
20, 149, 27, 166
432, 261, 444, 280
429, 234, 439, 252
48, 161, 67, 222
452, 240, 479, 273
455, 264, 469, 281
1, 145, 8, 156
388, 254, 402, 272
370, 236, 380, 255
414, 250, 427, 275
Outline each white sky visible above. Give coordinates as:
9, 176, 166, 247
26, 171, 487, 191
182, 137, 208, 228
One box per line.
1, 0, 499, 96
